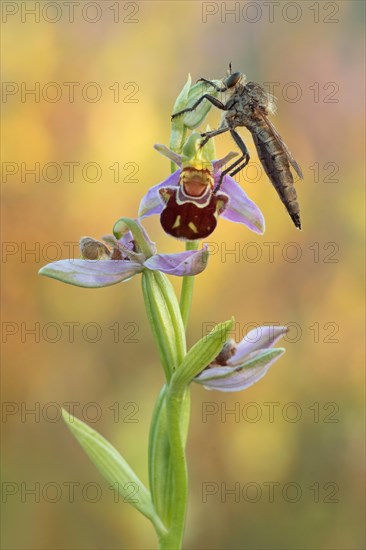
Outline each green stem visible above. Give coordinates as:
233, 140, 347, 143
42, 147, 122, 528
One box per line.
152, 105, 198, 548
158, 387, 190, 550
180, 241, 199, 329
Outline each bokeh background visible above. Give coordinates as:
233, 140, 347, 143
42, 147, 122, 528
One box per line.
1, 1, 365, 548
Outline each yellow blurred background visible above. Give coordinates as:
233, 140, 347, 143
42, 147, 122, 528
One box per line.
1, 1, 365, 548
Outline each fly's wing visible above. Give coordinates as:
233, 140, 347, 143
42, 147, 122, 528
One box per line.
254, 107, 303, 179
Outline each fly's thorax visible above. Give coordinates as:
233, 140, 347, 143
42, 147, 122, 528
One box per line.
179, 166, 214, 198
244, 81, 273, 114
226, 88, 250, 111
226, 104, 253, 128
224, 89, 256, 127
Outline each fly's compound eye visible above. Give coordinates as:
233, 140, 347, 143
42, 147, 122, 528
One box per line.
225, 72, 241, 88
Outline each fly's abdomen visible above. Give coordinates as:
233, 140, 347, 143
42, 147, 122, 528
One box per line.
250, 122, 301, 229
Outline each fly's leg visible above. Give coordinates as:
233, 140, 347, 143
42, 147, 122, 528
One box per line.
200, 126, 230, 148
197, 78, 228, 93
228, 128, 251, 176
171, 94, 226, 119
214, 129, 250, 193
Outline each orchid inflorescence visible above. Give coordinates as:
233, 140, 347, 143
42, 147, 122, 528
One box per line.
40, 73, 290, 550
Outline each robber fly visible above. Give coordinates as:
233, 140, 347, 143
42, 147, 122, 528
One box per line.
172, 67, 303, 229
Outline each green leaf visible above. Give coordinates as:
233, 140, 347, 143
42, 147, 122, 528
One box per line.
182, 79, 222, 129
142, 270, 186, 380
153, 271, 186, 364
170, 318, 234, 393
148, 386, 171, 525
171, 73, 192, 115
202, 124, 216, 161
170, 74, 191, 159
62, 409, 166, 535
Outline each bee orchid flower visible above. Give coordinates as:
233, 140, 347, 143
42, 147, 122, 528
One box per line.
194, 326, 287, 392
139, 134, 265, 240
39, 219, 208, 288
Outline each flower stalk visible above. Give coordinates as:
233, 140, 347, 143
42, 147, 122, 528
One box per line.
158, 387, 190, 549
179, 240, 199, 329
38, 71, 293, 550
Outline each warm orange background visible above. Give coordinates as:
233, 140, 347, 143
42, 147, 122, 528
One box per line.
1, 1, 365, 549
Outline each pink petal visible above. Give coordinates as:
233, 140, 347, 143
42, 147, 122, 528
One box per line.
220, 174, 265, 234
229, 326, 288, 366
144, 246, 208, 276
39, 260, 143, 288
138, 171, 180, 218
195, 348, 285, 392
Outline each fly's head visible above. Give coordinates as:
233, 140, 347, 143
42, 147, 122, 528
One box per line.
224, 69, 247, 93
